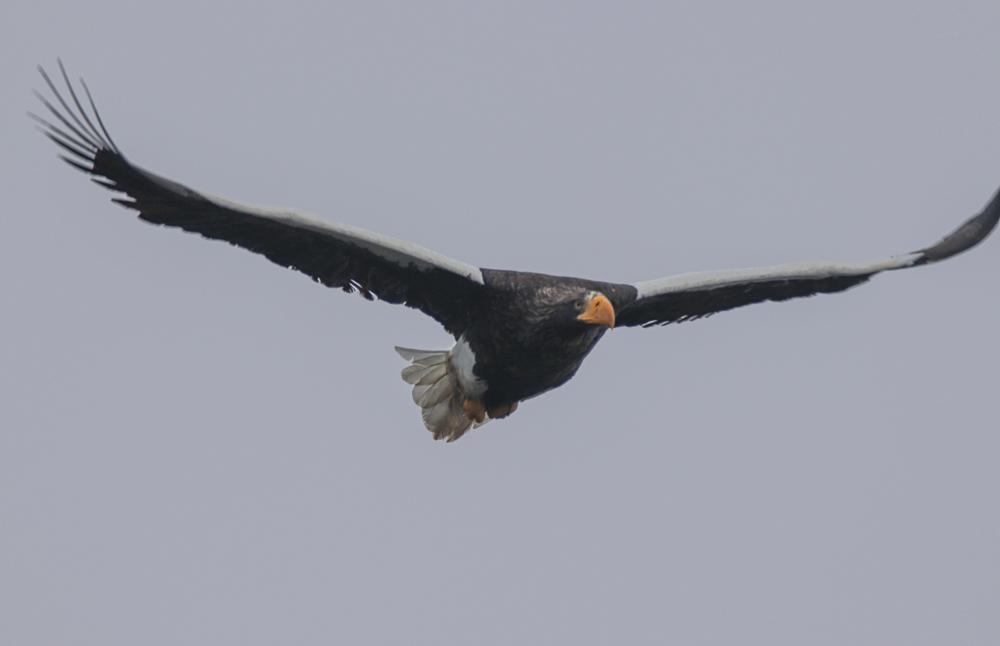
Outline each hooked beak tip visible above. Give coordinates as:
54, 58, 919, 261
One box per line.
577, 293, 615, 328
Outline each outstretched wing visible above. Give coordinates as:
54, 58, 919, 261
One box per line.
616, 189, 1000, 327
32, 61, 485, 337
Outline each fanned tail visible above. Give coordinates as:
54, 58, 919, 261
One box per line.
395, 346, 486, 442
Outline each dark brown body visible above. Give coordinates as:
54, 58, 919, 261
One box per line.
465, 270, 637, 408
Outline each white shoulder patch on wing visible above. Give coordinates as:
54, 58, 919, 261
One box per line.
204, 193, 485, 284
634, 253, 921, 299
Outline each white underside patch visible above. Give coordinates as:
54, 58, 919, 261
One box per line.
450, 335, 487, 398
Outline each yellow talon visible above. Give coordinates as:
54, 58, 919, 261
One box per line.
463, 398, 487, 424
487, 401, 519, 419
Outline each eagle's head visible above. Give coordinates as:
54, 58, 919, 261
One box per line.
568, 290, 616, 329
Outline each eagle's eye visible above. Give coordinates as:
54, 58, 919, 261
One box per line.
573, 299, 585, 311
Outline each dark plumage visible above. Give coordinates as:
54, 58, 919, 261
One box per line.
33, 61, 1000, 441
467, 271, 635, 409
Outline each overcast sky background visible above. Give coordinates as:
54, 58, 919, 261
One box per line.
3, 2, 999, 644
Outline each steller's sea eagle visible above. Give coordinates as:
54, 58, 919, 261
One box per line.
32, 61, 1000, 441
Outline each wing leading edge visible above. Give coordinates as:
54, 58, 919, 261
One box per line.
32, 61, 485, 337
617, 188, 1000, 327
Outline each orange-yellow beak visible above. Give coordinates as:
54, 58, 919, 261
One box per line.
577, 293, 616, 328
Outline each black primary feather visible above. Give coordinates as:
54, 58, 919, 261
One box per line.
32, 61, 486, 338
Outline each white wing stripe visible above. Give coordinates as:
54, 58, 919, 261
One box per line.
632, 190, 1000, 301
204, 192, 485, 284
634, 253, 920, 299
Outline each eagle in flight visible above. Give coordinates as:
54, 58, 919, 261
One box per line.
33, 61, 999, 441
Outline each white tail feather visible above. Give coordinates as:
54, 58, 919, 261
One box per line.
401, 362, 447, 385
395, 345, 485, 442
395, 346, 448, 365
412, 378, 453, 408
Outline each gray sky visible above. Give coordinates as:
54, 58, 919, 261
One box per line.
3, 2, 999, 644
